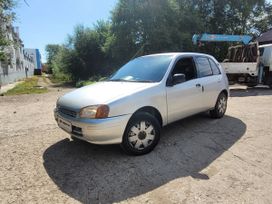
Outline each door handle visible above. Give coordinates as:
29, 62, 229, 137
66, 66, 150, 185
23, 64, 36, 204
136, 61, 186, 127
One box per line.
196, 83, 201, 87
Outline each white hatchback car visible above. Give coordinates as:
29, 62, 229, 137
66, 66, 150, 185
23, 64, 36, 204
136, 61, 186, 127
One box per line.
55, 53, 229, 155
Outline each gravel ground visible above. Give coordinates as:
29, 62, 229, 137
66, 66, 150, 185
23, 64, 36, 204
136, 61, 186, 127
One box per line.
0, 86, 272, 204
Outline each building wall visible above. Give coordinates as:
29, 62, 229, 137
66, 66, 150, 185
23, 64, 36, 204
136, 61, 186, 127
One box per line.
24, 49, 42, 69
0, 64, 34, 85
0, 23, 36, 85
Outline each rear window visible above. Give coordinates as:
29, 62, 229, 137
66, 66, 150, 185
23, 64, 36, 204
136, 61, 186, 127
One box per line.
195, 57, 213, 77
209, 59, 221, 75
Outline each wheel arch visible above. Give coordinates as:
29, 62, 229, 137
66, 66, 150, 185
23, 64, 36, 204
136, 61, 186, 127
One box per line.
220, 89, 229, 98
212, 89, 229, 109
130, 106, 163, 127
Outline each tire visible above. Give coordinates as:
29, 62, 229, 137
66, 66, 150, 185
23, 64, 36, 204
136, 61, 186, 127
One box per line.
210, 92, 228, 119
121, 112, 161, 155
247, 83, 257, 88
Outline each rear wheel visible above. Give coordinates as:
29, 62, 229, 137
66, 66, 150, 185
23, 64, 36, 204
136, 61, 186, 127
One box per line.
210, 92, 227, 118
121, 112, 161, 155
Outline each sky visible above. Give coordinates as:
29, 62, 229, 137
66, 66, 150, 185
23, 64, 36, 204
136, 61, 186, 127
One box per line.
14, 0, 117, 62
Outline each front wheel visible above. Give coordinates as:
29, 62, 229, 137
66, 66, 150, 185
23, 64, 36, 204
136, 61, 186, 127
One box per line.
210, 92, 228, 118
121, 112, 161, 155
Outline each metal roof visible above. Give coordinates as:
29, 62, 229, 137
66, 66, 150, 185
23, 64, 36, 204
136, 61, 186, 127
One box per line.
257, 29, 272, 45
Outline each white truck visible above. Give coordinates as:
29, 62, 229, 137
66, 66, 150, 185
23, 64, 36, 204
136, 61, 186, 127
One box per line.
221, 42, 272, 88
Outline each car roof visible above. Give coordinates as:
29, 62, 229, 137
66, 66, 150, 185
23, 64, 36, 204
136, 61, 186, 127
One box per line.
141, 52, 215, 59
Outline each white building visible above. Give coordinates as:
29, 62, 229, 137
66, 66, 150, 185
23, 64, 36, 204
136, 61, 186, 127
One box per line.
0, 23, 37, 85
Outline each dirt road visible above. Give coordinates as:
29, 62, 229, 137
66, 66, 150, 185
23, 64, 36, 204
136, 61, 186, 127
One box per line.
0, 86, 272, 204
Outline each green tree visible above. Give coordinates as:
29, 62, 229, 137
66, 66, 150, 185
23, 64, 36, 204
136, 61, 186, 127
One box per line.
69, 24, 107, 80
111, 0, 181, 64
251, 2, 272, 33
50, 46, 74, 81
47, 22, 115, 81
45, 44, 62, 73
181, 0, 272, 60
111, 0, 272, 62
0, 0, 16, 61
46, 0, 272, 82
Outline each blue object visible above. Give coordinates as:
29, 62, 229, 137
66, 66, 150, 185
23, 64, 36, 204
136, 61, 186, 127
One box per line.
35, 49, 42, 69
192, 33, 253, 45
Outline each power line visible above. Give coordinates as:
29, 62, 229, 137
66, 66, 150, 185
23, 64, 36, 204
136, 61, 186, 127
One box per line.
23, 0, 30, 7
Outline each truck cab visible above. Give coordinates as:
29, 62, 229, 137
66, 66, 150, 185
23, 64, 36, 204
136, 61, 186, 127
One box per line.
259, 44, 272, 88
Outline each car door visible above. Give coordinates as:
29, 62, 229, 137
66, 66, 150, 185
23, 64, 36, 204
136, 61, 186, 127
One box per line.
166, 56, 204, 124
194, 56, 221, 109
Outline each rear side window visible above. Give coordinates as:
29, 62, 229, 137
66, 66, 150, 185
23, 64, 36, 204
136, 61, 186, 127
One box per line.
195, 57, 213, 77
209, 59, 221, 75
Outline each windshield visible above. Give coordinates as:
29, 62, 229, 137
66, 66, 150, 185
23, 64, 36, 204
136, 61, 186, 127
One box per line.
109, 55, 174, 82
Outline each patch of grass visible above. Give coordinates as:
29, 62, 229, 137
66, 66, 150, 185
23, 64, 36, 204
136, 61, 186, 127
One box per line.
42, 74, 49, 84
4, 77, 48, 95
49, 75, 72, 84
49, 77, 68, 84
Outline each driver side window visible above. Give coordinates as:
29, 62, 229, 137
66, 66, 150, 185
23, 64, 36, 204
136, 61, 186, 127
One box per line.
171, 57, 197, 81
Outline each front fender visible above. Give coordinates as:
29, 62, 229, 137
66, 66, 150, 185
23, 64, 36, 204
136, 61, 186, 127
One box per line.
108, 84, 167, 126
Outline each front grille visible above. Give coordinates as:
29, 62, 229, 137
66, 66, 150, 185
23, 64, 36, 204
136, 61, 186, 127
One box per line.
58, 107, 77, 118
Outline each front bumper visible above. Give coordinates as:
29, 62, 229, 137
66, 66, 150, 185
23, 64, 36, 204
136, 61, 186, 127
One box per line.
54, 109, 131, 144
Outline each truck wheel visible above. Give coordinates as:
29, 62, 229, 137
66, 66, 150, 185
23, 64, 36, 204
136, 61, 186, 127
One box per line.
210, 93, 227, 118
247, 83, 257, 88
121, 112, 161, 155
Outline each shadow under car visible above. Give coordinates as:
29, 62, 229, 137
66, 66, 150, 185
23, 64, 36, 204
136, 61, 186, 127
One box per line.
43, 114, 246, 203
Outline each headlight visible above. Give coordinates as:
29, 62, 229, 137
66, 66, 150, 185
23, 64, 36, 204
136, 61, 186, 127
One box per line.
79, 105, 110, 119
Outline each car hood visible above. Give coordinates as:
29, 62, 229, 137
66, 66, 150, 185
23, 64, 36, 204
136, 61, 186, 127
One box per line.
58, 81, 157, 110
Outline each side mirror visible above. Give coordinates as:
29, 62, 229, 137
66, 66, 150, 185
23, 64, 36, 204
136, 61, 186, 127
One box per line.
172, 73, 186, 85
